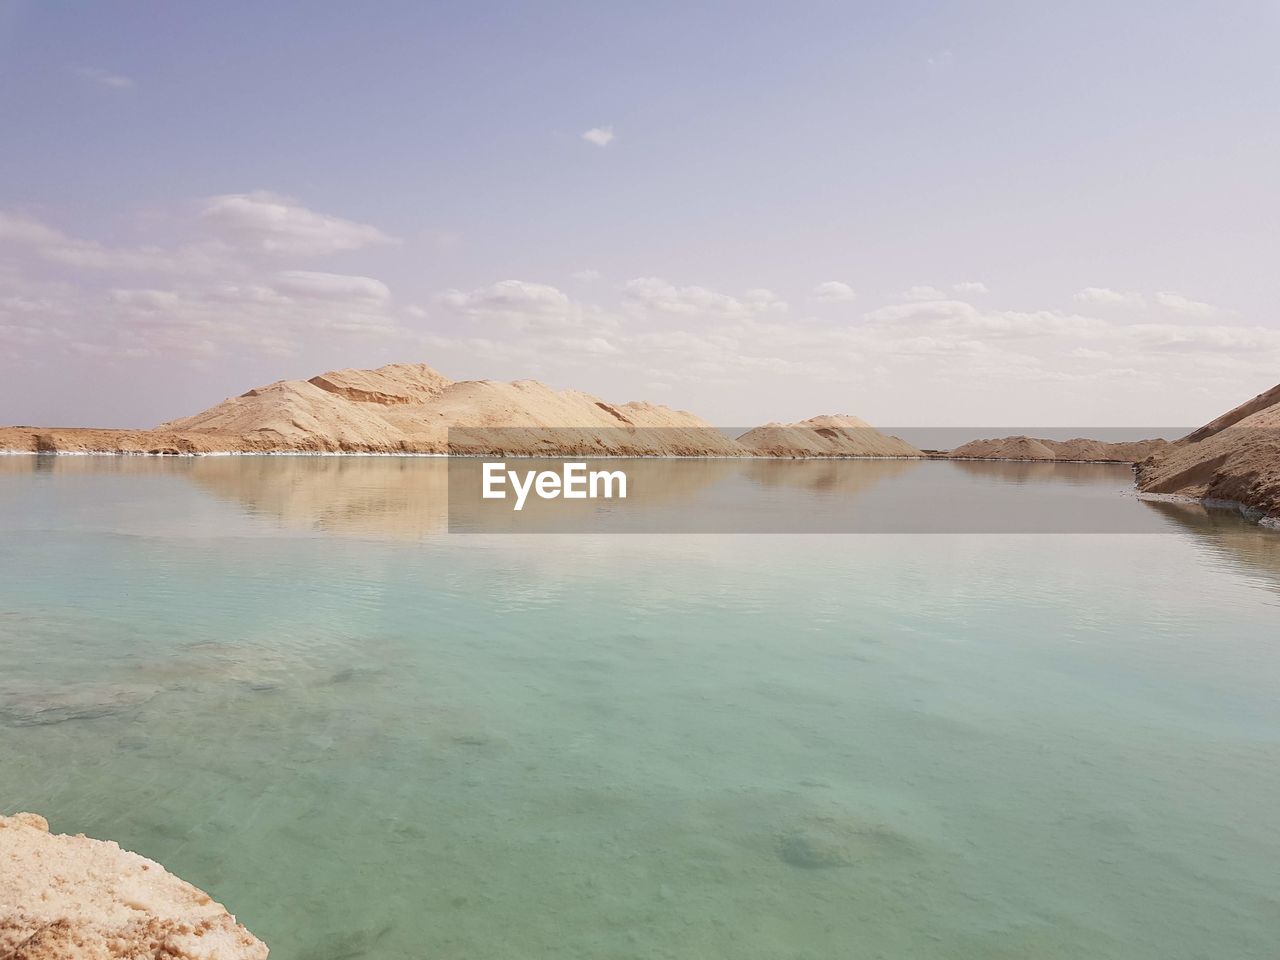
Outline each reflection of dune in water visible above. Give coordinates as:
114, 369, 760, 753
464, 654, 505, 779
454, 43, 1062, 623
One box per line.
184, 457, 451, 538
182, 457, 742, 538
946, 459, 1127, 486
741, 458, 920, 494
0, 454, 183, 478
447, 458, 740, 532
1141, 499, 1280, 594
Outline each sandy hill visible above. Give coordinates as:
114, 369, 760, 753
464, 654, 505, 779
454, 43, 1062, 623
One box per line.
948, 436, 1169, 462
2, 362, 928, 458
1136, 382, 1280, 523
0, 812, 266, 959
149, 361, 745, 456
736, 415, 923, 457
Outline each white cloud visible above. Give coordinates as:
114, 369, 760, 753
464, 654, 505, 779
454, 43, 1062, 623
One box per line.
927, 51, 954, 71
1069, 347, 1113, 360
1154, 291, 1217, 317
274, 270, 390, 302
571, 269, 601, 282
812, 281, 856, 303
435, 280, 601, 335
865, 299, 980, 324
201, 192, 395, 256
581, 126, 615, 147
1121, 322, 1273, 352
623, 277, 788, 319
1074, 287, 1144, 306
78, 67, 134, 89
0, 212, 224, 273
952, 281, 988, 295
439, 279, 570, 314
93, 277, 405, 358
902, 285, 947, 301
557, 336, 621, 355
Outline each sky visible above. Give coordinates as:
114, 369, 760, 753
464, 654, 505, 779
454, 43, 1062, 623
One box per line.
1, 0, 1278, 429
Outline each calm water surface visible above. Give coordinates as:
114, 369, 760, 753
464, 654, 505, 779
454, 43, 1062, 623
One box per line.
1, 456, 1278, 959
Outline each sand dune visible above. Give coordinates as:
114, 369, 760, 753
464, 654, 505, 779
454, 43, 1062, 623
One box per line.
0, 812, 266, 959
1, 363, 917, 458
736, 415, 922, 457
1136, 382, 1280, 523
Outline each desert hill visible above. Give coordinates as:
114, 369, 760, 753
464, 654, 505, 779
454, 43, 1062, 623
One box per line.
157, 362, 744, 455
0, 362, 924, 458
735, 415, 922, 457
948, 436, 1169, 463
1136, 382, 1280, 523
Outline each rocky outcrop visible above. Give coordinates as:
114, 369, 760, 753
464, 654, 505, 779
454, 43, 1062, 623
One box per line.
1136, 383, 1280, 523
0, 812, 267, 959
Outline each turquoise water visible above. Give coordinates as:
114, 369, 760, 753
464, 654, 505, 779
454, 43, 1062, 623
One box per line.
2, 456, 1279, 959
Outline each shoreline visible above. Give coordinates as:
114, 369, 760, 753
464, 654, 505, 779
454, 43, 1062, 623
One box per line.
0, 448, 1139, 463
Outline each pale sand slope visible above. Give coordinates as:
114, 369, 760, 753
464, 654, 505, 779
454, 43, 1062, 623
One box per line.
0, 813, 266, 959
736, 415, 923, 457
152, 362, 741, 455
947, 436, 1169, 462
1136, 382, 1280, 521
0, 362, 919, 458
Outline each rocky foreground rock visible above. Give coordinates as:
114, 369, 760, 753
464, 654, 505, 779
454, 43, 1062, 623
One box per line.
0, 813, 266, 959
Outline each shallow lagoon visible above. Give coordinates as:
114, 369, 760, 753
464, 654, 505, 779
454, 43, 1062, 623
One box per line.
1, 456, 1278, 959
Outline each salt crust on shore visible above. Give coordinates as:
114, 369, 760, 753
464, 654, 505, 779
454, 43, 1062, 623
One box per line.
0, 813, 266, 959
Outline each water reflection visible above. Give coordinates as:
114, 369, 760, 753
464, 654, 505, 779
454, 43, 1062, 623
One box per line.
0, 454, 1206, 535
1141, 499, 1280, 595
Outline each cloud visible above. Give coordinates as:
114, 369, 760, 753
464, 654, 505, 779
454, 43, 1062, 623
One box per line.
927, 51, 954, 71
623, 277, 788, 319
439, 279, 570, 314
435, 280, 600, 334
571, 269, 601, 282
581, 127, 615, 147
0, 200, 409, 364
91, 276, 406, 358
902, 285, 947, 301
1121, 322, 1273, 353
1074, 287, 1144, 306
952, 281, 988, 295
812, 281, 856, 303
556, 336, 621, 355
201, 192, 395, 256
274, 270, 390, 302
78, 67, 134, 89
865, 299, 980, 325
1154, 291, 1217, 317
0, 212, 224, 273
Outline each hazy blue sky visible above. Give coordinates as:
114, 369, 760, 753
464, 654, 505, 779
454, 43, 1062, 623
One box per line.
2, 1, 1277, 427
